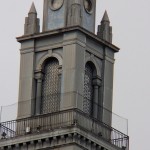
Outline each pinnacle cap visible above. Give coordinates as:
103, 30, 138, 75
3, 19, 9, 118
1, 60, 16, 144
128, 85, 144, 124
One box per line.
29, 2, 37, 14
101, 10, 110, 22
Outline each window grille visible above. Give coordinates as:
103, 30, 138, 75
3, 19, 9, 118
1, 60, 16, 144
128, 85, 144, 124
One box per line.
41, 58, 60, 114
83, 63, 94, 115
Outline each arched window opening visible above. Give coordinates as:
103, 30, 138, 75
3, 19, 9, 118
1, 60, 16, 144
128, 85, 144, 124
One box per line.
41, 57, 60, 114
83, 62, 96, 116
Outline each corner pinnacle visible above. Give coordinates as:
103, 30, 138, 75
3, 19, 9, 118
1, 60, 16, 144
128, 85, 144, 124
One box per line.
29, 2, 37, 14
101, 10, 110, 22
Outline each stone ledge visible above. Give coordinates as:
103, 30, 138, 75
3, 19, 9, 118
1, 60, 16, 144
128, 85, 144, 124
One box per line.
0, 126, 122, 150
16, 26, 119, 52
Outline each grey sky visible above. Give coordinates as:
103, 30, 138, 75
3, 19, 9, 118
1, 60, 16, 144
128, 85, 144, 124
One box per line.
0, 0, 150, 149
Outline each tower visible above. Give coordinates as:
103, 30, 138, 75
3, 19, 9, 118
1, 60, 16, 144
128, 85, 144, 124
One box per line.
43, 0, 96, 32
0, 1, 129, 150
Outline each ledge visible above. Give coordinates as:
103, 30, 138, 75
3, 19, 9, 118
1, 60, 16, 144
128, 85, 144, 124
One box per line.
0, 127, 122, 150
0, 109, 129, 149
16, 26, 120, 52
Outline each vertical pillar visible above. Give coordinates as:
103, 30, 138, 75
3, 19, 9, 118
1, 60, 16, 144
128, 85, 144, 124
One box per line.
93, 85, 99, 118
58, 65, 62, 93
98, 86, 103, 121
69, 2, 82, 26
35, 72, 43, 115
58, 65, 62, 109
92, 77, 101, 119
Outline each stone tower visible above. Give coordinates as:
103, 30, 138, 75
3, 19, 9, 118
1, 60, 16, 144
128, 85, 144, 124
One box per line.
0, 1, 129, 150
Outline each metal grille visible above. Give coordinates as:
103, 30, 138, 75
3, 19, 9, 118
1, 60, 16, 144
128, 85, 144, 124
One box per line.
41, 58, 60, 114
83, 64, 93, 115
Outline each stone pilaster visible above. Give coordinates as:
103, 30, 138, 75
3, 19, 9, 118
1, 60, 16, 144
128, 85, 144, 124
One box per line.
35, 72, 44, 115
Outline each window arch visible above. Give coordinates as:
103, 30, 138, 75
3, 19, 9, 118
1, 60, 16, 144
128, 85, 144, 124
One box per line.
83, 62, 96, 116
41, 57, 61, 114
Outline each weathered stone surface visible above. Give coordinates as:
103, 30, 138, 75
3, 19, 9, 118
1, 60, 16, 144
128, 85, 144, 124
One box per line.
0, 1, 127, 150
24, 2, 40, 35
97, 11, 112, 43
43, 0, 96, 33
0, 127, 121, 150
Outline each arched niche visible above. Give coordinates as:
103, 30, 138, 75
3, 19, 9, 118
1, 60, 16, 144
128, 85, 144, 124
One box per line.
83, 60, 101, 119
35, 53, 63, 115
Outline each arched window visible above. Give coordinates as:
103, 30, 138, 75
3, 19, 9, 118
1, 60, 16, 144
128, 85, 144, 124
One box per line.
83, 62, 96, 116
41, 58, 60, 114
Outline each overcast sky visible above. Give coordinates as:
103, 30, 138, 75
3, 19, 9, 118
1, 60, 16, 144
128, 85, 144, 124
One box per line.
0, 0, 150, 149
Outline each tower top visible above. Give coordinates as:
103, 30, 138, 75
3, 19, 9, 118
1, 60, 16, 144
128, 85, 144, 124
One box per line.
43, 0, 96, 33
29, 2, 37, 14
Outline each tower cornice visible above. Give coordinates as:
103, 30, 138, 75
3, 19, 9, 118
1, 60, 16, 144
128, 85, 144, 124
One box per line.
17, 26, 120, 52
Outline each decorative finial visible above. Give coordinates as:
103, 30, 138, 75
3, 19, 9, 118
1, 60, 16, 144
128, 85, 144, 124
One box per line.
101, 10, 110, 22
29, 2, 37, 14
24, 2, 40, 35
97, 10, 112, 43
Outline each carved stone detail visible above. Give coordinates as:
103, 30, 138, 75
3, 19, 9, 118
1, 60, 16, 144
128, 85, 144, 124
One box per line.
2, 132, 109, 150
43, 138, 50, 148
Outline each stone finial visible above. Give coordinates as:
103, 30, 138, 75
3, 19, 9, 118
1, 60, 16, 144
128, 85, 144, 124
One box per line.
97, 11, 112, 43
101, 11, 110, 22
29, 2, 37, 14
24, 2, 40, 35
